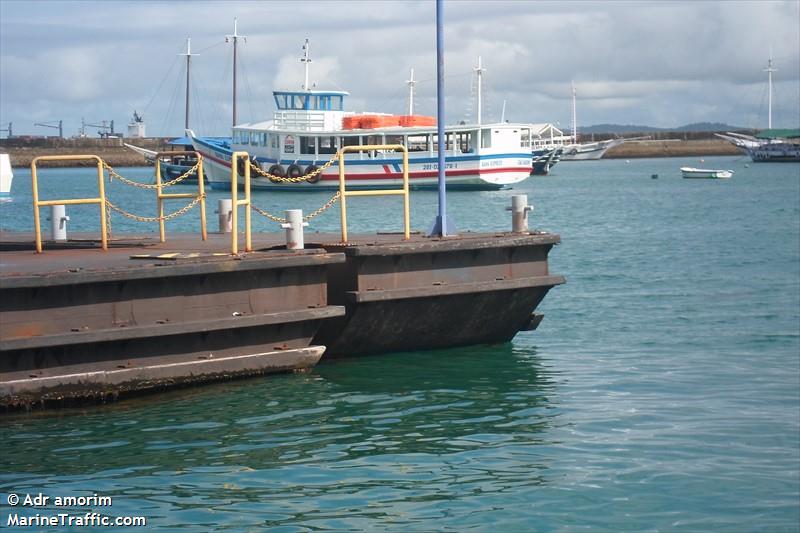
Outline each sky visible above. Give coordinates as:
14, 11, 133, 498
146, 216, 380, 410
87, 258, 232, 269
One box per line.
1, 0, 799, 139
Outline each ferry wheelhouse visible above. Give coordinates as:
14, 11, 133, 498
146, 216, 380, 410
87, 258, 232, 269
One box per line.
192, 87, 536, 191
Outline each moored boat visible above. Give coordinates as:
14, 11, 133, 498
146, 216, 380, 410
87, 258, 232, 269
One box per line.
680, 167, 734, 179
191, 41, 535, 191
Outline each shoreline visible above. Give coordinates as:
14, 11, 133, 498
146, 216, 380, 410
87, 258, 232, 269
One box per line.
0, 137, 741, 168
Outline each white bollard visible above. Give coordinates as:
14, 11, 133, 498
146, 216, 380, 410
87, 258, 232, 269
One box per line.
50, 204, 69, 241
281, 209, 308, 250
506, 194, 532, 233
216, 199, 232, 233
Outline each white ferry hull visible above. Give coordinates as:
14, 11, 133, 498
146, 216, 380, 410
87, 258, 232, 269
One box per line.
192, 137, 532, 191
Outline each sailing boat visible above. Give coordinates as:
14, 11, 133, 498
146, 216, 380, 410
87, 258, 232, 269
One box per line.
559, 82, 625, 161
717, 55, 800, 162
125, 37, 207, 181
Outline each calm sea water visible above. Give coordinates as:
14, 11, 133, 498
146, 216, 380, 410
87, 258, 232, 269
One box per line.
1, 156, 799, 531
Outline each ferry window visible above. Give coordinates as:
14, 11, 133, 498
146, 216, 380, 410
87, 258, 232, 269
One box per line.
318, 136, 337, 154
331, 95, 342, 111
261, 133, 268, 146
341, 136, 360, 147
481, 129, 492, 148
311, 95, 320, 110
321, 96, 330, 110
385, 135, 403, 147
250, 132, 258, 146
274, 94, 288, 109
271, 134, 278, 149
407, 134, 427, 151
300, 136, 316, 154
293, 94, 308, 110
454, 131, 473, 153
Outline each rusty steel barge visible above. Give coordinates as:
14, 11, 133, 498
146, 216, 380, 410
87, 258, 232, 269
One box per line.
0, 149, 564, 411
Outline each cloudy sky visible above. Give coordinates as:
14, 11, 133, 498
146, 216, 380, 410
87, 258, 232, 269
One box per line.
1, 0, 798, 138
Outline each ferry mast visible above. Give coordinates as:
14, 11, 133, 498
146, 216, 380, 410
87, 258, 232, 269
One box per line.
301, 39, 312, 90
226, 18, 246, 127
180, 37, 194, 129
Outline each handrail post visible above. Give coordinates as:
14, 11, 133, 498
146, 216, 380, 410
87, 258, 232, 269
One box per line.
337, 144, 410, 244
156, 154, 166, 242
31, 160, 42, 253
231, 153, 239, 254
230, 151, 251, 254
198, 157, 207, 241
338, 149, 348, 243
96, 156, 107, 250
30, 155, 106, 253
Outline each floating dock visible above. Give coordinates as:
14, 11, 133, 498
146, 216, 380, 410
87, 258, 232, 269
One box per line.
0, 230, 563, 410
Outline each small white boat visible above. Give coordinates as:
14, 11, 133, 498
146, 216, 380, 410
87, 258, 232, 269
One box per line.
680, 167, 734, 179
0, 153, 13, 198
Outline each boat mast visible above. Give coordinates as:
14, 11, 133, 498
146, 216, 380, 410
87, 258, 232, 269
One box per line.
180, 37, 193, 130
571, 81, 577, 142
474, 56, 485, 126
301, 39, 312, 90
226, 18, 246, 127
406, 68, 416, 115
764, 54, 777, 129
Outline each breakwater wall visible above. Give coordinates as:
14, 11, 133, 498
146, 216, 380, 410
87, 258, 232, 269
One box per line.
605, 138, 741, 158
0, 137, 174, 167
1, 135, 743, 167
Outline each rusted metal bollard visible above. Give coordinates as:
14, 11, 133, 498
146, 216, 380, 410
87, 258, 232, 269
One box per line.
507, 194, 532, 233
281, 209, 308, 250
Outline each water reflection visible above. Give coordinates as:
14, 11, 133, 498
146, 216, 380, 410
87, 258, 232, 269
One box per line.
1, 344, 560, 530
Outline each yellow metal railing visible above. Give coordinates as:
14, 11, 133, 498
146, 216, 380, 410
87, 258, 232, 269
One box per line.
31, 155, 108, 253
338, 145, 410, 243
154, 151, 207, 242
230, 151, 252, 254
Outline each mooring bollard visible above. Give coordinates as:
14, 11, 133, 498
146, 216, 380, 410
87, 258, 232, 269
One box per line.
49, 204, 69, 242
281, 209, 308, 250
216, 199, 232, 233
506, 194, 532, 233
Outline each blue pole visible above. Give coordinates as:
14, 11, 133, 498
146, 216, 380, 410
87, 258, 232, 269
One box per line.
433, 0, 448, 236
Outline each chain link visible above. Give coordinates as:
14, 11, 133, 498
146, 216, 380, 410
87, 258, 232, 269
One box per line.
106, 194, 206, 223
246, 151, 339, 183
250, 191, 341, 223
104, 159, 201, 189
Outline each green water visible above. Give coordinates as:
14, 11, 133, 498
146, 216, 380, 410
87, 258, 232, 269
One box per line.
1, 156, 799, 531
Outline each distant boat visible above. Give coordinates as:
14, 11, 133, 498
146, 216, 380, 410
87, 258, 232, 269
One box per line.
717, 56, 800, 162
0, 153, 12, 197
680, 167, 734, 179
559, 82, 627, 161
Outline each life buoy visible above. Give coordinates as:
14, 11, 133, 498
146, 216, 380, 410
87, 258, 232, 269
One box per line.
286, 164, 303, 180
267, 164, 285, 183
304, 165, 321, 184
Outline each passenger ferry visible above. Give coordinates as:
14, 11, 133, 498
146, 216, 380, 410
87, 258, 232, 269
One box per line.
190, 43, 535, 191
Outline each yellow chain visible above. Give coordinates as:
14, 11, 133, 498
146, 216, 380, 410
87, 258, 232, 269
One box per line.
247, 151, 339, 183
103, 160, 201, 189
250, 191, 341, 223
105, 194, 206, 223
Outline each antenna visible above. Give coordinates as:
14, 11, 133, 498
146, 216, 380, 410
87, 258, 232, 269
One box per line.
474, 56, 485, 126
300, 39, 312, 90
764, 53, 777, 129
501, 99, 506, 122
406, 68, 416, 115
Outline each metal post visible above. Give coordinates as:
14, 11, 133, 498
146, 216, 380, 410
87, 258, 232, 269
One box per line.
507, 194, 532, 233
281, 209, 308, 249
429, 0, 453, 237
50, 204, 69, 241
217, 199, 232, 233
